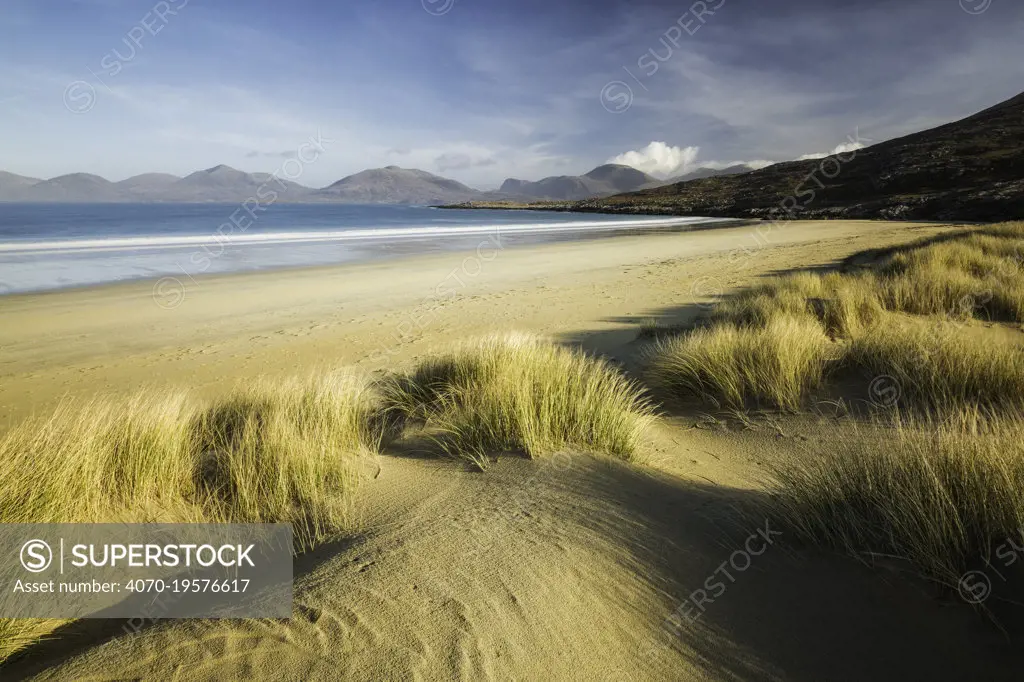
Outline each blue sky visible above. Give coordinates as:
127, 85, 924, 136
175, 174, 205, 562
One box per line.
1, 0, 1022, 188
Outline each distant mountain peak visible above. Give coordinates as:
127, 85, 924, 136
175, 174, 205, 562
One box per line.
317, 166, 480, 204
585, 163, 637, 174
201, 164, 240, 174
584, 163, 656, 183
50, 172, 109, 181
497, 163, 658, 201
0, 171, 43, 186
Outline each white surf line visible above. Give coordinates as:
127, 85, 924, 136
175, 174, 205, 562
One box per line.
0, 217, 730, 255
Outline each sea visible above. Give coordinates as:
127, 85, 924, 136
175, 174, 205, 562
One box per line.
0, 203, 728, 295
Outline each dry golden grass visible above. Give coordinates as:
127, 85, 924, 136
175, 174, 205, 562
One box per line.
0, 337, 657, 662
0, 392, 199, 526
636, 317, 663, 339
0, 373, 384, 664
847, 321, 1024, 412
771, 409, 1024, 588
382, 333, 655, 469
0, 619, 67, 670
648, 221, 1024, 411
713, 270, 885, 339
646, 315, 833, 411
0, 374, 382, 537
675, 222, 1024, 597
192, 375, 385, 541
877, 222, 1024, 322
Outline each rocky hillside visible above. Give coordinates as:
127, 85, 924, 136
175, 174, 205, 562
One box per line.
663, 163, 762, 184
570, 91, 1024, 222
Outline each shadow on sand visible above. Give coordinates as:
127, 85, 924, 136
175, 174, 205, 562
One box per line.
6, 239, 1024, 680
5, 453, 1023, 681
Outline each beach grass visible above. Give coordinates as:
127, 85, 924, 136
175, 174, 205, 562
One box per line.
0, 337, 657, 662
636, 317, 663, 340
646, 221, 1024, 412
4, 222, 1024, 665
648, 222, 1024, 590
771, 408, 1024, 588
711, 270, 885, 339
877, 222, 1024, 322
382, 333, 655, 469
643, 220, 1024, 596
0, 373, 382, 537
0, 373, 384, 664
646, 314, 833, 411
847, 321, 1024, 412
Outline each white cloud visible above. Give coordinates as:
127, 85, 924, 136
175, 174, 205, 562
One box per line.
796, 141, 866, 161
608, 141, 700, 178
608, 141, 777, 177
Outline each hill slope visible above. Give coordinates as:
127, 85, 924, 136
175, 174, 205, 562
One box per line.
165, 165, 313, 202
0, 166, 315, 203
499, 163, 659, 200
574, 92, 1024, 221
0, 171, 42, 201
19, 173, 125, 202
314, 166, 484, 204
662, 163, 764, 185
115, 173, 183, 198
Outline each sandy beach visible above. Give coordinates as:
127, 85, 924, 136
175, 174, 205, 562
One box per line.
5, 219, 1024, 680
4, 0, 1022, 675
0, 219, 954, 429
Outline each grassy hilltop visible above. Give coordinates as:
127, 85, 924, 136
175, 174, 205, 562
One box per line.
444, 92, 1024, 223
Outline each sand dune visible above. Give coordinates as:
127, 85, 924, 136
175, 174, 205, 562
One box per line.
4, 220, 1023, 680
10, 451, 1022, 680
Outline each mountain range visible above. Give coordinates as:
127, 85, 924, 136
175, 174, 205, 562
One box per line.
499, 164, 659, 200
0, 165, 312, 204
0, 161, 755, 206
7, 89, 1018, 218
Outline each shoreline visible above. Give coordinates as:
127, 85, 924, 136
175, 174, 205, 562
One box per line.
0, 219, 957, 429
7, 218, 1022, 682
0, 214, 741, 297
435, 200, 688, 215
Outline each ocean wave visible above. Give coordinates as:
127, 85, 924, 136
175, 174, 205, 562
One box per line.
0, 217, 725, 254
